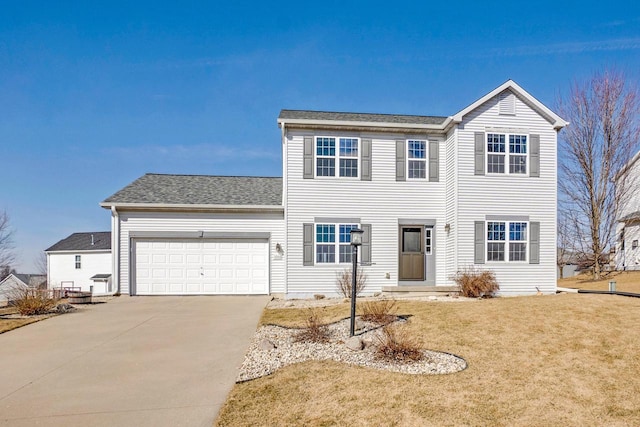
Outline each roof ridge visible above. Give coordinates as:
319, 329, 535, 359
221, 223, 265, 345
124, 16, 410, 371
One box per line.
143, 173, 282, 179
279, 109, 447, 119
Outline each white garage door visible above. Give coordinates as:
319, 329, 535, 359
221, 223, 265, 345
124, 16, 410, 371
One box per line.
133, 239, 269, 295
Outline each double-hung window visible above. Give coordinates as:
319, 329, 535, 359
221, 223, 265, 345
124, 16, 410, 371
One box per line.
316, 223, 359, 264
316, 137, 359, 177
487, 221, 528, 262
75, 255, 81, 269
407, 140, 426, 179
487, 133, 527, 175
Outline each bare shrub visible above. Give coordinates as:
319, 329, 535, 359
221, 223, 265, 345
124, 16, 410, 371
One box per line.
12, 289, 58, 316
294, 308, 330, 343
359, 299, 398, 325
374, 323, 423, 363
336, 267, 367, 298
451, 267, 499, 298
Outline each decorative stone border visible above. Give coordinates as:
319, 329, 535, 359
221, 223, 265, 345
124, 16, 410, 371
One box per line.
237, 317, 467, 382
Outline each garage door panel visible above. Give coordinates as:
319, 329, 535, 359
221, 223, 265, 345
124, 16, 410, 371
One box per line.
134, 238, 268, 295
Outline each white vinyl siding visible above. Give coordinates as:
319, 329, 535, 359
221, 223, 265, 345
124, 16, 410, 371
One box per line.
285, 131, 446, 297
455, 92, 558, 295
115, 211, 285, 295
48, 251, 111, 293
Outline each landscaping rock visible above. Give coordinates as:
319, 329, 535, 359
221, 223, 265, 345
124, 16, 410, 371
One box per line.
56, 303, 76, 314
313, 294, 326, 300
258, 338, 277, 351
345, 336, 364, 351
354, 319, 366, 331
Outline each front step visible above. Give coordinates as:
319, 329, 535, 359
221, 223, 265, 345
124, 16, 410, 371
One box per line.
382, 285, 460, 297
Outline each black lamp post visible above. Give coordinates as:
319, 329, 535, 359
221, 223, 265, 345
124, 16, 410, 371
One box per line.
349, 228, 364, 337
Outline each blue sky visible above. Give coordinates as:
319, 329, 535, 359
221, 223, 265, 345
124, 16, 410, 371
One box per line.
1, 1, 639, 271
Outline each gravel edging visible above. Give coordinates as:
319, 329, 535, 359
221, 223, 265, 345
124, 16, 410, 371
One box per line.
237, 317, 467, 382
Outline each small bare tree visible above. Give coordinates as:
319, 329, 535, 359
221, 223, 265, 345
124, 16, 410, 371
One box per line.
557, 214, 576, 279
557, 70, 640, 279
34, 251, 48, 276
0, 211, 15, 280
336, 267, 367, 298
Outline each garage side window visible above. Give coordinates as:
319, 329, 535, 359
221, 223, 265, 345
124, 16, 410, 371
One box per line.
75, 255, 81, 269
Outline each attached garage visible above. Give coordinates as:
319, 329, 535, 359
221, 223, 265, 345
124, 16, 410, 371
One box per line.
101, 174, 285, 296
132, 238, 269, 295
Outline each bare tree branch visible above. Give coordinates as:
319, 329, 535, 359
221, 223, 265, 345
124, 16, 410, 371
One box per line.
0, 211, 15, 274
557, 69, 640, 279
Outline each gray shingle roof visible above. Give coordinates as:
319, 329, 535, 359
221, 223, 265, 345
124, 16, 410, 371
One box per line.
102, 174, 283, 206
46, 232, 111, 252
13, 274, 47, 288
278, 109, 448, 125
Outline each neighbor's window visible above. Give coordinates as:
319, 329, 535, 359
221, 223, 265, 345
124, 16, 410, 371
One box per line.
407, 140, 427, 179
316, 137, 359, 177
487, 133, 527, 175
633, 240, 639, 249
75, 255, 81, 269
316, 223, 359, 264
487, 221, 528, 262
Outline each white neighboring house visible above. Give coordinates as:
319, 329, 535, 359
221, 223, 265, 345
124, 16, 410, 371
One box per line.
45, 232, 113, 294
101, 80, 567, 297
0, 274, 47, 306
615, 150, 640, 270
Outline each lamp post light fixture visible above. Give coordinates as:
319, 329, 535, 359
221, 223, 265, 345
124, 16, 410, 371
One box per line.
349, 228, 364, 337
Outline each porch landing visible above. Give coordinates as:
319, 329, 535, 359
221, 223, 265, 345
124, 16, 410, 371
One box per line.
382, 285, 460, 297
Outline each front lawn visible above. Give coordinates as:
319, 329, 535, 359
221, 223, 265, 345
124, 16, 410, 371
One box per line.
216, 294, 640, 426
559, 270, 640, 293
0, 306, 52, 334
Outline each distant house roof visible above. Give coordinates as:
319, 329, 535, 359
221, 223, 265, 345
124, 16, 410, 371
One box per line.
0, 273, 46, 289
46, 232, 111, 252
101, 174, 283, 207
278, 109, 448, 126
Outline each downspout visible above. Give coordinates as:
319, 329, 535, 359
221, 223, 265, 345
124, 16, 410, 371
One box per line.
281, 121, 288, 296
111, 206, 120, 295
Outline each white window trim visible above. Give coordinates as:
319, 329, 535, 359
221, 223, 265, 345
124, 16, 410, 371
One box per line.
314, 136, 361, 179
406, 139, 428, 180
486, 132, 529, 176
314, 222, 361, 265
486, 220, 529, 263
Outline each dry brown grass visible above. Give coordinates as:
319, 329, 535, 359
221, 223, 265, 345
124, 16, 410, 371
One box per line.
216, 294, 640, 426
261, 304, 350, 327
559, 270, 640, 293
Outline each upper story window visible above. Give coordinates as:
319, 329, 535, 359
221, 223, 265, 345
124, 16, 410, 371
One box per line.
316, 223, 359, 264
407, 140, 426, 179
75, 255, 81, 269
487, 133, 527, 175
487, 221, 528, 262
316, 137, 359, 178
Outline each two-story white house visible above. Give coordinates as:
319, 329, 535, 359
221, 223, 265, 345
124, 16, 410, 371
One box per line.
101, 80, 567, 297
46, 232, 113, 294
615, 150, 640, 270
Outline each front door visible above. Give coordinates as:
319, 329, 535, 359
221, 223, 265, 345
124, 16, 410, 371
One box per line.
399, 226, 425, 281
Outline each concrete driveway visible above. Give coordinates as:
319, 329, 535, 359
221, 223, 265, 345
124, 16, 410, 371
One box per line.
0, 295, 269, 427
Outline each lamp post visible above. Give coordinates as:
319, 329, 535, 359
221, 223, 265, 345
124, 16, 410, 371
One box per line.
350, 228, 364, 337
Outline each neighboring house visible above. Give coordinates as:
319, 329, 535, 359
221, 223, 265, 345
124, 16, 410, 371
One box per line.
45, 232, 113, 294
615, 150, 640, 270
0, 273, 46, 305
101, 80, 567, 297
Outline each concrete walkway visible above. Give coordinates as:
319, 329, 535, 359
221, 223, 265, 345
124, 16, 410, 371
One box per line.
0, 295, 269, 427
